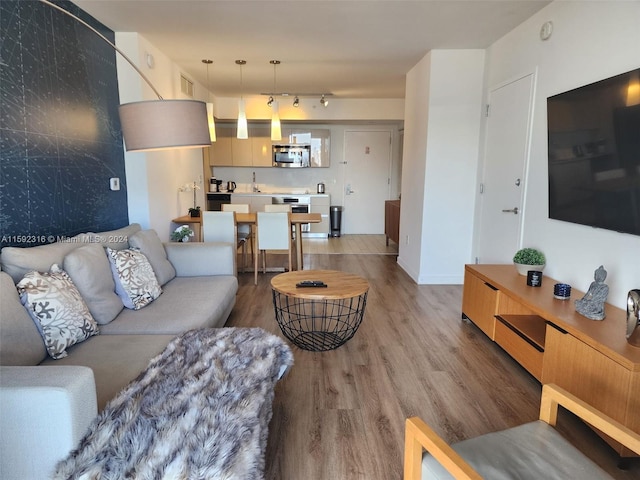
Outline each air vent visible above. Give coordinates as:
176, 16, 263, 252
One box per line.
180, 74, 194, 97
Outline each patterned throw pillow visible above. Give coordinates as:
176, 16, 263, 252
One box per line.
17, 264, 100, 360
106, 247, 162, 310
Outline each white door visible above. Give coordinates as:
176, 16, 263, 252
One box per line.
476, 74, 534, 263
343, 130, 392, 234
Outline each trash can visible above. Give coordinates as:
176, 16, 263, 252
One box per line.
330, 206, 343, 237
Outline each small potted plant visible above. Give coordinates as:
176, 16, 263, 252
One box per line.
171, 225, 194, 242
189, 206, 201, 218
513, 248, 546, 276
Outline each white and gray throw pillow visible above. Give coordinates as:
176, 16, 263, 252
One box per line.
106, 247, 162, 310
17, 264, 100, 360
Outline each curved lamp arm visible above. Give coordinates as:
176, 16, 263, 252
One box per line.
39, 0, 163, 100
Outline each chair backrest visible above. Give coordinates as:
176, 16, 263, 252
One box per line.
264, 204, 291, 212
256, 212, 291, 250
202, 211, 236, 244
222, 203, 250, 213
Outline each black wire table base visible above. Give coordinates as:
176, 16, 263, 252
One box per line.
272, 291, 368, 351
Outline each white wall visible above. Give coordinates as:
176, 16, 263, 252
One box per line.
116, 33, 208, 240
481, 1, 640, 308
398, 50, 485, 284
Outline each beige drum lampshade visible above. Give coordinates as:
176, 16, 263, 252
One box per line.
119, 99, 211, 152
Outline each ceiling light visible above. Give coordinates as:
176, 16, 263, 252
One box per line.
236, 60, 248, 139
320, 95, 328, 107
293, 96, 299, 107
41, 0, 210, 152
269, 60, 282, 141
202, 59, 216, 142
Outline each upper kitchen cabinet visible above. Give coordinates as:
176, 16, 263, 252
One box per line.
207, 125, 272, 167
208, 128, 233, 167
282, 128, 331, 167
251, 127, 273, 167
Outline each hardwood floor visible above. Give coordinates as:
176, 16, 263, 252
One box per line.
227, 243, 639, 479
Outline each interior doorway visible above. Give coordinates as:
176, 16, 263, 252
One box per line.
342, 130, 393, 234
476, 73, 535, 263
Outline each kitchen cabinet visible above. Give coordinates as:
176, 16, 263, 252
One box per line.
231, 194, 271, 212
462, 264, 640, 457
206, 126, 272, 167
309, 195, 330, 236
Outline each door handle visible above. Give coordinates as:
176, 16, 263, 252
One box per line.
502, 207, 519, 214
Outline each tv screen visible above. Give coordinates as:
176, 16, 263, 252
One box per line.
547, 68, 640, 236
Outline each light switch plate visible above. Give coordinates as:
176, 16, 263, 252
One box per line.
110, 177, 120, 191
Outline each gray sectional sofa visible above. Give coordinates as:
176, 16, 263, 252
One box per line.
0, 224, 239, 479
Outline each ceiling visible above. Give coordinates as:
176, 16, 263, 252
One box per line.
73, 0, 551, 100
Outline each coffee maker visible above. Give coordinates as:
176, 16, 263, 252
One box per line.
209, 177, 223, 192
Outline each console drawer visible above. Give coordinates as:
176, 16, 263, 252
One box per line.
495, 315, 545, 381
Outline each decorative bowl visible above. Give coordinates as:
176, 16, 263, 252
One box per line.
514, 263, 545, 276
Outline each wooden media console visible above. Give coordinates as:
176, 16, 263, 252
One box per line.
462, 264, 640, 457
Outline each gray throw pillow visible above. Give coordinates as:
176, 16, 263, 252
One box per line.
90, 224, 142, 250
0, 271, 48, 365
63, 243, 124, 325
128, 229, 176, 286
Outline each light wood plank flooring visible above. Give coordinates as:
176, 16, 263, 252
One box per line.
302, 234, 399, 255
228, 248, 639, 479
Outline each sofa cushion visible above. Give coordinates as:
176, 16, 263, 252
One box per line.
99, 276, 237, 334
0, 272, 47, 366
106, 248, 162, 310
40, 334, 175, 411
128, 229, 176, 286
0, 233, 92, 283
90, 224, 142, 250
63, 244, 124, 325
17, 265, 99, 359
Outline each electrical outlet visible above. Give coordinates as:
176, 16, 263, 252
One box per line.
109, 177, 120, 191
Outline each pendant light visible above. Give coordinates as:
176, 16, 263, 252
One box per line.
236, 60, 248, 139
202, 59, 216, 142
269, 60, 282, 141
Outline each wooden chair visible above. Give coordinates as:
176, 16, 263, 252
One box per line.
201, 211, 239, 274
254, 212, 292, 285
222, 203, 253, 272
404, 383, 640, 480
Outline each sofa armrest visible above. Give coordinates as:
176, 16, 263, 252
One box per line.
0, 366, 98, 480
164, 242, 235, 277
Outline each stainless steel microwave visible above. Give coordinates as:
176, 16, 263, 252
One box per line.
273, 144, 311, 168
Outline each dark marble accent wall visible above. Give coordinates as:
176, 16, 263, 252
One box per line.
0, 0, 128, 248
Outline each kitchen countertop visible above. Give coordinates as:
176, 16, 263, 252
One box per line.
208, 191, 329, 196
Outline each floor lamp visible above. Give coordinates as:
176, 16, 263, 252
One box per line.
40, 0, 210, 152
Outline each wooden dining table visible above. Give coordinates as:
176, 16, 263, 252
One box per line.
171, 212, 321, 271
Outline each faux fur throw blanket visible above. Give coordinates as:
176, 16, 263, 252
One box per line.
53, 328, 294, 480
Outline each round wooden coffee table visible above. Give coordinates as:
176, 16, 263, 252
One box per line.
271, 270, 369, 351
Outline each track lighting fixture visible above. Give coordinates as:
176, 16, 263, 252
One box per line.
320, 95, 328, 107
293, 96, 300, 107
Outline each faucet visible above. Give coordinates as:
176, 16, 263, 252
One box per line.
252, 171, 258, 192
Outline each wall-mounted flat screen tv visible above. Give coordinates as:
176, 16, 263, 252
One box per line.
547, 68, 640, 236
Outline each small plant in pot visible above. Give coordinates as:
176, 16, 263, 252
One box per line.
189, 206, 201, 218
171, 225, 194, 242
513, 248, 546, 276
